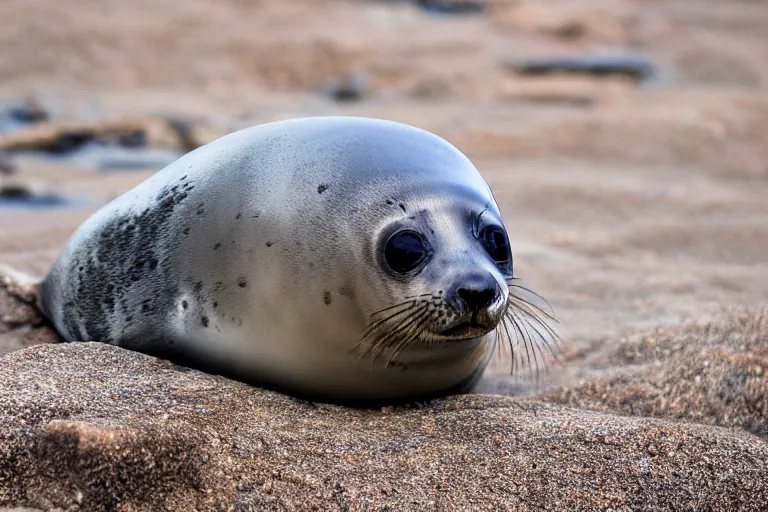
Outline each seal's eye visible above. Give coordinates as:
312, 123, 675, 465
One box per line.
384, 230, 428, 274
480, 225, 511, 264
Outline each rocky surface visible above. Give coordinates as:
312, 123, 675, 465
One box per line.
0, 273, 59, 356
0, 274, 766, 511
540, 307, 768, 439
1, 341, 766, 511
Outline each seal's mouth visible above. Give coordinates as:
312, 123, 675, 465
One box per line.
438, 319, 497, 340
436, 308, 499, 340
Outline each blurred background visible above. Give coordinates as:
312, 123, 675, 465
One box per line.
1, 0, 766, 390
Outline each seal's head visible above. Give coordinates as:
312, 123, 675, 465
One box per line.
357, 193, 513, 361
255, 117, 561, 398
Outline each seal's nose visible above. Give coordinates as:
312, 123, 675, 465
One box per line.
457, 286, 497, 310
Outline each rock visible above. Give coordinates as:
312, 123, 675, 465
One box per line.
508, 51, 655, 83
0, 116, 188, 155
0, 115, 230, 170
0, 272, 60, 356
540, 307, 768, 439
416, 0, 486, 15
0, 153, 13, 175
6, 99, 49, 125
374, 0, 486, 15
0, 183, 70, 209
0, 346, 765, 510
0, 184, 32, 200
324, 71, 369, 102
0, 272, 765, 509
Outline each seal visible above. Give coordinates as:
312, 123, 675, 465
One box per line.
39, 116, 557, 405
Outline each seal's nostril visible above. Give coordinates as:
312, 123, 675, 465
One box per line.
457, 286, 497, 310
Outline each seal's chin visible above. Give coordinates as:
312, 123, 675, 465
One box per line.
433, 321, 498, 341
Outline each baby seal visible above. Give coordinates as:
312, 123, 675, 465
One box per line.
39, 116, 557, 404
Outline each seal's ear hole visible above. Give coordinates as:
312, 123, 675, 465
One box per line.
384, 230, 429, 274
479, 225, 511, 264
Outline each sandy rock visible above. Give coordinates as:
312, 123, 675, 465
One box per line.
0, 273, 60, 356
540, 307, 768, 439
0, 341, 766, 511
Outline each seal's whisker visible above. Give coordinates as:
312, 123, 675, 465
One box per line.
387, 323, 428, 369
508, 296, 562, 348
499, 315, 518, 375
507, 284, 558, 322
516, 309, 561, 364
520, 309, 552, 376
368, 299, 418, 319
352, 304, 417, 355
364, 306, 429, 364
374, 305, 428, 344
505, 312, 528, 375
515, 309, 544, 380
517, 311, 542, 380
358, 300, 421, 342
404, 293, 434, 300
505, 310, 535, 377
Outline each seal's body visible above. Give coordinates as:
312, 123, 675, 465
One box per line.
40, 117, 521, 404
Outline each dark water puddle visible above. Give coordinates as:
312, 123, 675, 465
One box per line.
0, 99, 49, 133
1, 99, 184, 172
0, 185, 82, 211
22, 144, 183, 172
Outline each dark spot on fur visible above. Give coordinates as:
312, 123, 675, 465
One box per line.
399, 203, 406, 213
323, 291, 332, 305
182, 227, 190, 236
386, 199, 394, 205
236, 213, 242, 219
266, 241, 273, 247
196, 203, 205, 215
182, 300, 188, 310
338, 286, 355, 298
213, 243, 221, 250
317, 184, 329, 194
201, 316, 209, 327
194, 281, 203, 293
53, 177, 195, 343
238, 278, 248, 288
213, 301, 218, 309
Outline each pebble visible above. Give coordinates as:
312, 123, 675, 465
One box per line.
509, 51, 655, 83
324, 71, 369, 102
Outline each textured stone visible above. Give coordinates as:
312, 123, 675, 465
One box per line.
541, 307, 768, 439
0, 341, 765, 511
